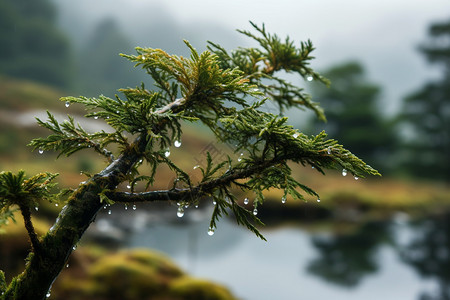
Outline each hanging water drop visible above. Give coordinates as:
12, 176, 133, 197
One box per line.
174, 140, 182, 148
38, 149, 44, 154
208, 228, 215, 236
195, 204, 199, 208
108, 210, 112, 215
213, 200, 217, 205
72, 245, 77, 250
34, 206, 39, 211
354, 176, 359, 180
307, 75, 314, 82
126, 184, 131, 189
66, 264, 69, 268
177, 206, 185, 218
65, 101, 70, 108
342, 169, 348, 176
55, 203, 59, 207
94, 116, 99, 120
193, 165, 200, 170
125, 204, 128, 210
281, 196, 287, 204
164, 149, 171, 157
317, 198, 321, 203
293, 133, 299, 138
253, 208, 258, 215
327, 147, 332, 155
46, 291, 51, 298
244, 197, 249, 205
132, 204, 137, 210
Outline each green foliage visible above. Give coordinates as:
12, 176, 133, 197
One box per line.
0, 270, 6, 295
208, 21, 329, 118
29, 111, 117, 160
0, 171, 59, 215
307, 62, 396, 173
28, 22, 379, 242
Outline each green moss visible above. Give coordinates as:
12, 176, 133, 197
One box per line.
168, 277, 237, 300
53, 249, 238, 300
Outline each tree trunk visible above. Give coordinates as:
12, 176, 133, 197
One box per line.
4, 141, 143, 300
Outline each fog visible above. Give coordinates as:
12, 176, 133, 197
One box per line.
52, 0, 450, 114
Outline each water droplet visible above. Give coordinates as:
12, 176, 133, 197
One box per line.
307, 75, 314, 82
327, 148, 332, 155
311, 166, 315, 169
132, 204, 137, 210
66, 264, 69, 268
281, 196, 287, 204
46, 291, 51, 298
116, 110, 120, 114
125, 204, 128, 210
213, 200, 217, 205
293, 133, 299, 138
55, 203, 59, 207
342, 169, 348, 176
65, 101, 70, 108
72, 245, 77, 250
195, 204, 199, 208
108, 210, 112, 215
138, 159, 143, 163
244, 198, 249, 205
38, 149, 44, 154
354, 176, 359, 180
174, 140, 182, 148
34, 206, 39, 211
317, 198, 321, 203
253, 208, 258, 215
177, 206, 184, 218
164, 149, 171, 157
94, 116, 99, 120
193, 165, 200, 170
208, 228, 215, 236
237, 157, 242, 162
126, 184, 131, 189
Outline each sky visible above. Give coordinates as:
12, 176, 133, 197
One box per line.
54, 0, 450, 115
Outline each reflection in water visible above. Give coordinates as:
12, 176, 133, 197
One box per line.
307, 221, 392, 287
118, 207, 448, 300
400, 213, 450, 300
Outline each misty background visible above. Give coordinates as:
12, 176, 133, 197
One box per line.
1, 1, 450, 299
53, 0, 449, 115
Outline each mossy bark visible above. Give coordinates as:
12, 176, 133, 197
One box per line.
3, 139, 144, 300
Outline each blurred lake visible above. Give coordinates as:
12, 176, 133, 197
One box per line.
93, 206, 449, 300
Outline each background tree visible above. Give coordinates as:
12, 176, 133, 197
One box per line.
307, 62, 396, 173
0, 23, 378, 299
75, 18, 144, 97
0, 0, 72, 89
397, 19, 450, 182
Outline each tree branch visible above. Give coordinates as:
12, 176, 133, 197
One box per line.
19, 205, 41, 256
108, 157, 277, 203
